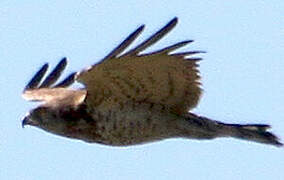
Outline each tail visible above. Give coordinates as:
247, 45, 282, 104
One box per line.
186, 113, 283, 147
223, 123, 283, 147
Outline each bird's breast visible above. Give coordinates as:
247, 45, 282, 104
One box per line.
69, 103, 179, 146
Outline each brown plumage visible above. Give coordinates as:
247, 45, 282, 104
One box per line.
22, 17, 282, 147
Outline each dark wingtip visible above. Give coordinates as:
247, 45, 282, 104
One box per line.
54, 72, 76, 88
171, 17, 178, 24
58, 57, 68, 68
24, 63, 49, 91
187, 57, 203, 61
172, 50, 206, 57
137, 24, 145, 32
100, 24, 145, 61
195, 50, 207, 54
165, 17, 178, 30
123, 17, 180, 57
39, 57, 68, 88
61, 57, 67, 63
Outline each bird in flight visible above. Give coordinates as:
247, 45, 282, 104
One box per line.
22, 17, 282, 147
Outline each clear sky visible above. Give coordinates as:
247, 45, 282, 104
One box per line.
1, 1, 283, 180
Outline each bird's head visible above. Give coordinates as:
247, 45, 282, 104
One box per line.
22, 106, 69, 135
21, 58, 87, 136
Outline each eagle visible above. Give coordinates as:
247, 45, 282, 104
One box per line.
22, 17, 282, 147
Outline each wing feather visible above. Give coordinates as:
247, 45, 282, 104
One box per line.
141, 40, 193, 56
122, 17, 178, 57
54, 72, 77, 88
23, 59, 86, 105
24, 63, 49, 90
101, 25, 145, 61
171, 50, 206, 57
77, 18, 202, 114
39, 58, 67, 88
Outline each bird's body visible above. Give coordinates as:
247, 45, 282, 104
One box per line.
22, 18, 282, 147
56, 102, 180, 146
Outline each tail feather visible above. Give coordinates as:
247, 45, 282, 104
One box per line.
186, 113, 282, 147
225, 123, 283, 147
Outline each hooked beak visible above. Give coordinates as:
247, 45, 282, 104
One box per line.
22, 114, 38, 128
22, 116, 29, 128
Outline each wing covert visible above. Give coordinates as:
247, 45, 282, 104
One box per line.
77, 18, 202, 115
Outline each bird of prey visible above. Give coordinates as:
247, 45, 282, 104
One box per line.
22, 17, 282, 147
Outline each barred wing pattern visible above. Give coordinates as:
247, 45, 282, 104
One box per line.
77, 17, 203, 115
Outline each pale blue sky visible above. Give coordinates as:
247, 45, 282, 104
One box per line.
1, 1, 284, 180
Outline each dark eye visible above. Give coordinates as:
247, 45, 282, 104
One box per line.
32, 107, 48, 120
35, 107, 47, 113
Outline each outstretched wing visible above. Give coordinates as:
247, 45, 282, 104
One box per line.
77, 18, 203, 114
23, 58, 86, 107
